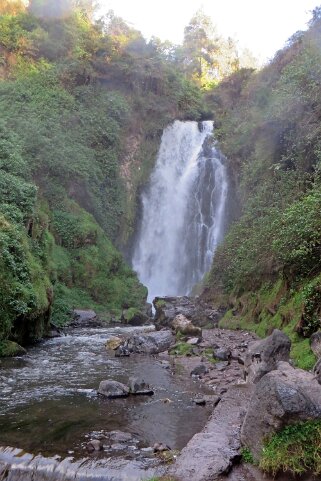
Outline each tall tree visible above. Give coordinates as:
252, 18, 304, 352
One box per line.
28, 0, 73, 18
0, 0, 25, 15
182, 9, 239, 87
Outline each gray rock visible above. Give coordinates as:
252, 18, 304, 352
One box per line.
310, 331, 321, 358
215, 361, 229, 371
72, 309, 101, 327
186, 337, 201, 345
313, 358, 321, 385
214, 347, 231, 361
172, 314, 202, 337
153, 443, 170, 453
46, 329, 62, 339
114, 345, 130, 357
98, 380, 129, 398
241, 361, 321, 461
191, 364, 209, 377
193, 395, 221, 406
128, 377, 154, 395
108, 431, 134, 443
86, 440, 102, 452
244, 329, 291, 383
194, 398, 206, 406
125, 330, 174, 354
153, 296, 221, 329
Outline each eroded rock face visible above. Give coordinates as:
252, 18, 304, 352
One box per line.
244, 329, 291, 383
98, 380, 129, 398
172, 314, 202, 337
241, 361, 321, 460
153, 296, 221, 330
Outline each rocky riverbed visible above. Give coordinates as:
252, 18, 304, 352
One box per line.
1, 298, 321, 481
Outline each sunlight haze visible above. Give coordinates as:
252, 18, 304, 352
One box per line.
98, 0, 320, 63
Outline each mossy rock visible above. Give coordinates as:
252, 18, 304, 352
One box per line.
0, 340, 27, 357
122, 307, 148, 326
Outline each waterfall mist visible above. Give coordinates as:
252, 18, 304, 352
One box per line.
132, 120, 228, 302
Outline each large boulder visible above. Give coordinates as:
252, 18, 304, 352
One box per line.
153, 296, 221, 330
172, 314, 202, 337
310, 331, 321, 358
98, 380, 129, 398
244, 329, 291, 383
72, 309, 100, 327
122, 309, 149, 326
241, 361, 321, 460
125, 330, 174, 354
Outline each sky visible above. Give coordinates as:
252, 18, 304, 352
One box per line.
97, 0, 320, 63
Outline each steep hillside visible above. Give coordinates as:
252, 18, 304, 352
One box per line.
205, 7, 321, 369
0, 1, 207, 352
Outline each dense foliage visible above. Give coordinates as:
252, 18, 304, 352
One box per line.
0, 0, 212, 350
205, 8, 321, 362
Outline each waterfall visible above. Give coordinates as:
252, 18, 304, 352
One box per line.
132, 120, 228, 302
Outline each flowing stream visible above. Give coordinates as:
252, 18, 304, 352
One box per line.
133, 120, 228, 301
0, 326, 210, 461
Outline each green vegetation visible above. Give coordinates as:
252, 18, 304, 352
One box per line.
0, 0, 211, 349
0, 340, 26, 357
205, 7, 321, 367
169, 342, 193, 356
260, 421, 321, 476
240, 447, 255, 465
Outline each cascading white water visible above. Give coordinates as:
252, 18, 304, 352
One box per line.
132, 120, 228, 302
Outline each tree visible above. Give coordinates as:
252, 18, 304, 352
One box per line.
182, 9, 239, 87
0, 0, 25, 15
28, 0, 73, 18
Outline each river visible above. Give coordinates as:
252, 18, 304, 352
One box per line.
0, 326, 211, 460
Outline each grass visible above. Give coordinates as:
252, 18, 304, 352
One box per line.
169, 342, 193, 356
204, 348, 218, 364
260, 421, 321, 476
241, 447, 255, 464
219, 279, 317, 370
